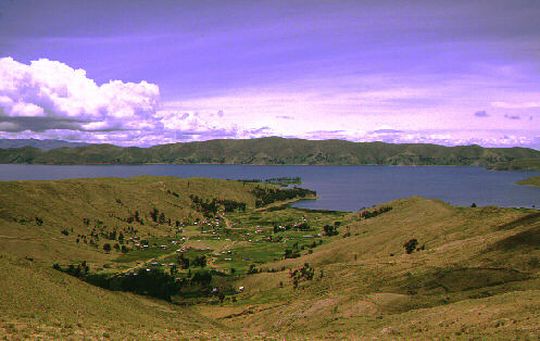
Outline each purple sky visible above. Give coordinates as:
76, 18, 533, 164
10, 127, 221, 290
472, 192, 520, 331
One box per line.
0, 0, 539, 148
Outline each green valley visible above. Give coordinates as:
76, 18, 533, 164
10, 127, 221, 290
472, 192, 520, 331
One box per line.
0, 176, 539, 339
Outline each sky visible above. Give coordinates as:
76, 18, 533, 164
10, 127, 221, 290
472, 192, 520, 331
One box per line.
0, 0, 539, 148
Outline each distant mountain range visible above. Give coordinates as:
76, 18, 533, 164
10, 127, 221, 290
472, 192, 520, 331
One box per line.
1, 137, 539, 170
0, 139, 90, 151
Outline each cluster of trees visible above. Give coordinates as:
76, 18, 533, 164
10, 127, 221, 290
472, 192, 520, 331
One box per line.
359, 206, 393, 219
403, 238, 425, 254
149, 207, 168, 224
102, 242, 128, 253
87, 268, 180, 301
166, 189, 180, 198
220, 199, 247, 213
323, 221, 341, 236
241, 177, 302, 187
251, 186, 316, 208
284, 240, 323, 259
273, 221, 310, 233
177, 253, 207, 269
76, 218, 135, 253
126, 210, 144, 225
53, 261, 90, 277
190, 270, 213, 288
53, 262, 197, 301
289, 263, 315, 289
284, 242, 302, 259
190, 195, 246, 216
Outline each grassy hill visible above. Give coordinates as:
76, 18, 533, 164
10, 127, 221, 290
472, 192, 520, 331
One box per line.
1, 137, 540, 170
0, 253, 228, 339
218, 198, 539, 338
0, 138, 91, 150
1, 177, 539, 338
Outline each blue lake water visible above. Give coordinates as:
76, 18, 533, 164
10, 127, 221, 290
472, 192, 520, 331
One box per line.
0, 164, 539, 211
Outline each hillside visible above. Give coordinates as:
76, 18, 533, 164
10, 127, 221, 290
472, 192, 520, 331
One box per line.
0, 138, 90, 150
0, 177, 539, 338
216, 198, 540, 338
1, 137, 540, 170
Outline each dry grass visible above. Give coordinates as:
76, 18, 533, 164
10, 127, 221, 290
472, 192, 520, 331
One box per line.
1, 177, 539, 339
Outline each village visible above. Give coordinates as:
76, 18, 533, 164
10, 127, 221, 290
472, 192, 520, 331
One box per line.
54, 188, 352, 304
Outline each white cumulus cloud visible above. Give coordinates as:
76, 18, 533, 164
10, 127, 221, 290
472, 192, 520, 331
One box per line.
0, 57, 160, 132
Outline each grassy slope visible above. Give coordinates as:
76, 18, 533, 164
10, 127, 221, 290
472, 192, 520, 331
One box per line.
203, 198, 540, 339
0, 177, 279, 339
0, 176, 258, 264
0, 253, 228, 339
1, 137, 539, 169
1, 177, 539, 339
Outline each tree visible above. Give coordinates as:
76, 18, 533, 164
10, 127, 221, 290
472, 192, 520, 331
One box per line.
109, 230, 117, 240
192, 255, 207, 268
178, 254, 190, 269
248, 264, 258, 274
170, 264, 177, 276
159, 212, 167, 224
150, 208, 159, 222
323, 224, 338, 236
191, 270, 212, 287
289, 263, 315, 289
218, 292, 225, 303
103, 243, 112, 253
403, 239, 418, 254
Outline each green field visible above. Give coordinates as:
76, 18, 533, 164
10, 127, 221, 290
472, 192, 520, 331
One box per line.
1, 176, 539, 339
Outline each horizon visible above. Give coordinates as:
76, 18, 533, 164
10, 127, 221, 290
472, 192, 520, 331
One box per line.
2, 136, 540, 151
1, 1, 539, 149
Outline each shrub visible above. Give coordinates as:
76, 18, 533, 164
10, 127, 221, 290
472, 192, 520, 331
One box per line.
323, 224, 338, 236
289, 263, 315, 289
403, 239, 418, 254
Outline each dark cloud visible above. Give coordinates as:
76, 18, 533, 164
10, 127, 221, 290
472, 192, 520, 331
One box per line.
474, 110, 489, 117
275, 115, 294, 120
504, 114, 521, 120
0, 115, 87, 132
